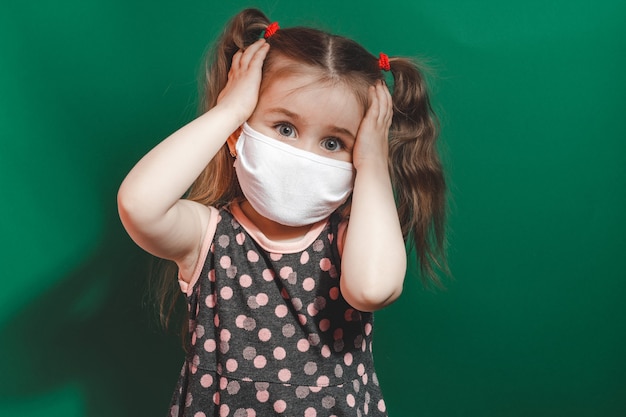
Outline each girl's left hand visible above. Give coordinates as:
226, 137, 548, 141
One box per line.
340, 80, 405, 312
352, 81, 393, 170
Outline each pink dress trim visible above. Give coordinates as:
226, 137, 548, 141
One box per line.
178, 206, 220, 296
229, 201, 330, 254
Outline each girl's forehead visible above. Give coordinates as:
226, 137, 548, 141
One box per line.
260, 73, 364, 112
255, 73, 364, 135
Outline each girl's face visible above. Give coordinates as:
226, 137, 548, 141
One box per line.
247, 72, 364, 163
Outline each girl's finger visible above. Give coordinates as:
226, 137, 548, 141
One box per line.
366, 85, 380, 120
248, 42, 270, 70
230, 50, 243, 72
373, 82, 390, 126
379, 83, 393, 126
239, 38, 267, 68
367, 84, 382, 125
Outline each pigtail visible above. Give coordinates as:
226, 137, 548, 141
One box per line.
187, 9, 271, 208
388, 57, 447, 286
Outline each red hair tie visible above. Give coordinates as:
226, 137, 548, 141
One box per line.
378, 52, 390, 71
264, 22, 279, 38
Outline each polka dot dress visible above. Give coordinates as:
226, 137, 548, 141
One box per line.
169, 205, 388, 416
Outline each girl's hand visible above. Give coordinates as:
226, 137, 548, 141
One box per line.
340, 81, 405, 312
352, 81, 393, 170
216, 38, 270, 124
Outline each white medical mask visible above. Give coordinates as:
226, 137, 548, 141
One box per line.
233, 123, 355, 227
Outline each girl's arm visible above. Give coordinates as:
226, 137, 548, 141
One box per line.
117, 39, 269, 280
340, 81, 407, 312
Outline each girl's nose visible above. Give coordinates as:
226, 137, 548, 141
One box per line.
287, 136, 318, 155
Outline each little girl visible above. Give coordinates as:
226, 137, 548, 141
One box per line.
118, 8, 446, 417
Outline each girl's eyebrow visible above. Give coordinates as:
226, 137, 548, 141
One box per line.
330, 126, 357, 142
267, 107, 356, 140
266, 107, 301, 121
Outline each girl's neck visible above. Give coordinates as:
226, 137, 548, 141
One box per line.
238, 200, 313, 243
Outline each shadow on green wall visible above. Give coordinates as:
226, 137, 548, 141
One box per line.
0, 228, 183, 416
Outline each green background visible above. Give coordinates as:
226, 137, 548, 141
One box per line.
1, 0, 625, 416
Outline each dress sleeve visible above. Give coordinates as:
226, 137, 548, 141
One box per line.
178, 206, 219, 296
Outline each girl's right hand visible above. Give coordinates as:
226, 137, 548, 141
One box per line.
118, 40, 269, 282
217, 38, 270, 124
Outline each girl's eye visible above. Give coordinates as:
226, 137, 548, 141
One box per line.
321, 138, 343, 152
276, 123, 296, 138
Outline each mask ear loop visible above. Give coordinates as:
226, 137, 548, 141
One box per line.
227, 126, 242, 157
